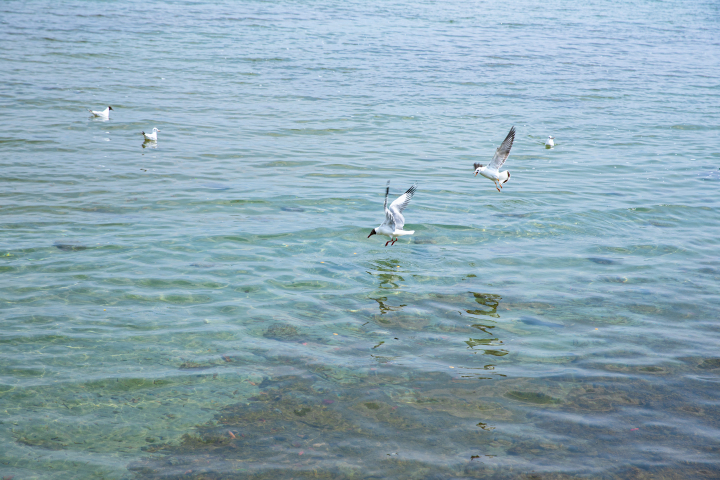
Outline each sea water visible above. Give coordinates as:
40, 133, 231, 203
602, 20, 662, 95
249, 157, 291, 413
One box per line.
1, 0, 719, 478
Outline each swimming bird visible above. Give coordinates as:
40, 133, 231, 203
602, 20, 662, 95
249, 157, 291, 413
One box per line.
473, 126, 515, 192
545, 135, 555, 148
368, 181, 417, 246
88, 106, 113, 118
141, 128, 160, 141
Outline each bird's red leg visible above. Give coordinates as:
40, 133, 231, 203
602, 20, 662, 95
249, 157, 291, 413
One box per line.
391, 238, 397, 245
385, 240, 390, 247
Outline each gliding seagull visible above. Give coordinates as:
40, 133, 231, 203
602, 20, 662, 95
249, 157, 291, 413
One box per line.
368, 181, 417, 246
474, 126, 515, 192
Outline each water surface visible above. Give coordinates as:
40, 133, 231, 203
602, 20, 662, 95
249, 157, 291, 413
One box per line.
1, 0, 720, 478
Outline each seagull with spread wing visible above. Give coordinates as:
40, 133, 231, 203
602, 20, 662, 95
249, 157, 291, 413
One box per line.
368, 181, 417, 246
474, 126, 515, 192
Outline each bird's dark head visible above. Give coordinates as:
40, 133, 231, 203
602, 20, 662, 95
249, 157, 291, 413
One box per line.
108, 106, 114, 110
367, 229, 376, 238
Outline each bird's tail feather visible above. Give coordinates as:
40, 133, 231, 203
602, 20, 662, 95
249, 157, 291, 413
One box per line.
500, 171, 510, 184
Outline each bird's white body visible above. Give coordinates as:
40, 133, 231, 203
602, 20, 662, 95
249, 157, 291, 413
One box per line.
473, 126, 515, 192
476, 166, 510, 184
375, 223, 415, 238
545, 136, 555, 148
89, 106, 113, 118
368, 182, 417, 246
142, 128, 160, 141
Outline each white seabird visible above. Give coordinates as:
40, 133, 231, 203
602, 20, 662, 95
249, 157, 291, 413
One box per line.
89, 106, 113, 118
367, 181, 417, 246
141, 128, 160, 141
474, 126, 515, 192
545, 135, 555, 148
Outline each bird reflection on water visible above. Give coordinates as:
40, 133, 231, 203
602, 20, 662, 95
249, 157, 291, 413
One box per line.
371, 297, 407, 314
367, 259, 405, 290
467, 292, 502, 318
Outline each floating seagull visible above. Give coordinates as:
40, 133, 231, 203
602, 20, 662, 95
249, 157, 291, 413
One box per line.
545, 135, 555, 148
368, 181, 417, 246
141, 128, 160, 141
474, 126, 515, 192
88, 106, 113, 118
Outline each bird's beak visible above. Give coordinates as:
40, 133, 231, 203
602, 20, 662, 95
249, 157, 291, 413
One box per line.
368, 229, 376, 238
474, 171, 478, 176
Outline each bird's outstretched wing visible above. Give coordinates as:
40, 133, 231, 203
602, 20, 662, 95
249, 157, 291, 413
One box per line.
388, 183, 417, 231
382, 181, 396, 230
383, 181, 390, 212
488, 126, 515, 170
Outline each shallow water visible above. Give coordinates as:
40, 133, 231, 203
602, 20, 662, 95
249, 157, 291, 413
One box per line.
1, 0, 720, 478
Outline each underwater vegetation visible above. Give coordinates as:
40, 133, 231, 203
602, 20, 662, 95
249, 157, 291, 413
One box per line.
126, 347, 720, 480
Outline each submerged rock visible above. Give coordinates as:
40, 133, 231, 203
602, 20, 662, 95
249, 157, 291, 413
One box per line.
412, 237, 436, 244
178, 361, 215, 370
520, 316, 564, 328
698, 358, 720, 370
263, 323, 301, 340
53, 241, 88, 251
588, 257, 616, 264
505, 391, 562, 405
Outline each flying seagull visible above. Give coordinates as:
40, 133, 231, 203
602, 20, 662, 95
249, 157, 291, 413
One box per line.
89, 106, 113, 118
141, 128, 160, 141
368, 181, 417, 246
474, 126, 515, 192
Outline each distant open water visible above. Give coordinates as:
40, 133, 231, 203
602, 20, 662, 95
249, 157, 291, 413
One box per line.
1, 0, 720, 478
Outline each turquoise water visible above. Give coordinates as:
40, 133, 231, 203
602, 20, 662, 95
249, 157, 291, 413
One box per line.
2, 0, 720, 478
